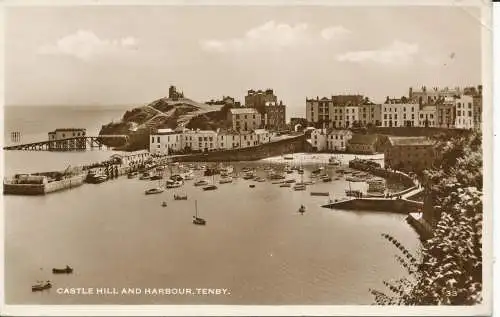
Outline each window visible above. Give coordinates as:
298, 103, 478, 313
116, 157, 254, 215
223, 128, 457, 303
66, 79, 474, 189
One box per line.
73, 133, 75, 136
157, 137, 160, 143
468, 103, 472, 108
457, 110, 461, 116
468, 111, 472, 117
151, 137, 154, 143
395, 115, 398, 120
384, 114, 387, 119
420, 114, 424, 119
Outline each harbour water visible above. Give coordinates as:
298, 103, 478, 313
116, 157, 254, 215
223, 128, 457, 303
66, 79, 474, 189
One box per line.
3, 105, 421, 305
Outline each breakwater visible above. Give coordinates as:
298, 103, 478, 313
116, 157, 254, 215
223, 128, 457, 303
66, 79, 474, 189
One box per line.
3, 151, 153, 196
3, 174, 86, 195
171, 135, 306, 162
322, 197, 423, 213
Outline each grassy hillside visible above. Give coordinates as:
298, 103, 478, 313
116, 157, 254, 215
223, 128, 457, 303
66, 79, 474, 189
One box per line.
98, 96, 225, 151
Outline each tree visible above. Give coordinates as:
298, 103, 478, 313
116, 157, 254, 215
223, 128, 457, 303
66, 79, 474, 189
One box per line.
371, 131, 483, 305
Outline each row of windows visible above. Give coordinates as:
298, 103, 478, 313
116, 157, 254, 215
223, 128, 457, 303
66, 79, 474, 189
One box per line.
456, 102, 473, 108
383, 107, 415, 112
419, 114, 434, 119
456, 110, 473, 117
235, 114, 257, 119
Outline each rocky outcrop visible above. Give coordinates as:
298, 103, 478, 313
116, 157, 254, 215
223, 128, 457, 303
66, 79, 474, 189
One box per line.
98, 96, 224, 151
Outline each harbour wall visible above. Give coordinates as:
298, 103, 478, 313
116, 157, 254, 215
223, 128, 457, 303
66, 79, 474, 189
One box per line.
3, 174, 86, 195
322, 198, 422, 214
171, 135, 307, 162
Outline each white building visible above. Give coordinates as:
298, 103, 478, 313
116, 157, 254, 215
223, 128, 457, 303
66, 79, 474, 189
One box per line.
237, 131, 258, 148
183, 129, 218, 152
455, 95, 474, 129
382, 99, 419, 127
48, 128, 87, 140
217, 131, 240, 150
327, 129, 353, 152
418, 105, 438, 127
150, 128, 183, 155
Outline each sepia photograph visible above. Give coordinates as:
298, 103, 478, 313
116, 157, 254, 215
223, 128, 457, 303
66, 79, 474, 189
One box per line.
0, 0, 493, 315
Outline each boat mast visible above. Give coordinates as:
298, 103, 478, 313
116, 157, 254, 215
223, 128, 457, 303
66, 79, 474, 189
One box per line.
195, 200, 198, 218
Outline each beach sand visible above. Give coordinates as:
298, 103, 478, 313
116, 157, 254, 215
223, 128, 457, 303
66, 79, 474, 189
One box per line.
259, 152, 385, 167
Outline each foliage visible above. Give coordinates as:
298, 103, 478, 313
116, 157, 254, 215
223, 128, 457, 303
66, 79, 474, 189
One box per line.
370, 131, 483, 305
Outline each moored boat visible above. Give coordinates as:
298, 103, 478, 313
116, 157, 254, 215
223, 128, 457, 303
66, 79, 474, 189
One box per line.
298, 205, 306, 214
150, 174, 163, 181
32, 281, 52, 292
139, 172, 151, 180
203, 185, 218, 191
219, 177, 233, 184
279, 183, 291, 188
166, 180, 183, 188
321, 176, 332, 182
86, 171, 108, 184
293, 184, 306, 191
127, 172, 139, 179
145, 187, 164, 195
52, 265, 73, 274
174, 193, 188, 200
192, 200, 206, 225
194, 180, 208, 186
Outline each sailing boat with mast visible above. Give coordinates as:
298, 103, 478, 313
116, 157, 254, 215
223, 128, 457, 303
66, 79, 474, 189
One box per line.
192, 200, 206, 225
294, 169, 306, 191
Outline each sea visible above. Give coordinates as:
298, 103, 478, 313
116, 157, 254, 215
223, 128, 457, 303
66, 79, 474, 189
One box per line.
3, 105, 421, 305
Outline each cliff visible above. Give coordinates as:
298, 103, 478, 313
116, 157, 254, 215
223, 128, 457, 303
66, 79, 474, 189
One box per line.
99, 97, 225, 151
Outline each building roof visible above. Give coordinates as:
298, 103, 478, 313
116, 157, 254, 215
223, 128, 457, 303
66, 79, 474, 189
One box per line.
51, 128, 86, 132
387, 136, 435, 147
348, 134, 379, 145
229, 108, 259, 115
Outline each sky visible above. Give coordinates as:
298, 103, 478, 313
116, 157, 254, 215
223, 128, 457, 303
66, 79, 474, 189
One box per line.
5, 5, 483, 118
